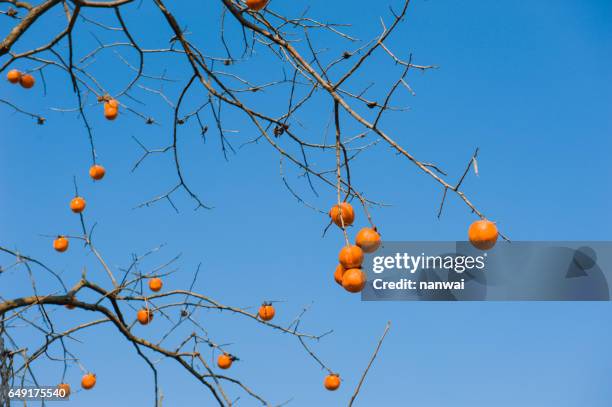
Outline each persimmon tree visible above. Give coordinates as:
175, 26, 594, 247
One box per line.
0, 0, 502, 405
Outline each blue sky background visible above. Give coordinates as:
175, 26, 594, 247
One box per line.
1, 0, 611, 406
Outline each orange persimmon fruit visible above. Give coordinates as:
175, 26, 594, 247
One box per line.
329, 202, 355, 228
89, 164, 106, 181
324, 374, 341, 391
19, 73, 35, 89
468, 219, 499, 250
104, 99, 119, 120
81, 373, 96, 390
258, 303, 275, 321
137, 308, 153, 325
7, 69, 21, 84
342, 268, 366, 293
148, 277, 163, 292
355, 227, 381, 253
217, 353, 233, 369
70, 197, 86, 213
338, 245, 363, 269
53, 236, 69, 252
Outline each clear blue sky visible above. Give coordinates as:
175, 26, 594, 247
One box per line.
1, 0, 611, 406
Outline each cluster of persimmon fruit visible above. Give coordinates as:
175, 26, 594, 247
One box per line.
325, 202, 499, 392
330, 202, 381, 295
330, 202, 500, 292
6, 69, 35, 89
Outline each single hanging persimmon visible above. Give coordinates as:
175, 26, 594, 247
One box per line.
7, 69, 21, 84
329, 202, 355, 228
57, 383, 71, 398
338, 245, 363, 269
217, 353, 233, 369
81, 373, 96, 390
137, 308, 153, 325
258, 303, 275, 321
324, 374, 341, 391
334, 264, 345, 286
70, 197, 86, 213
246, 0, 269, 11
104, 99, 119, 120
468, 219, 499, 250
19, 73, 35, 89
53, 236, 69, 252
148, 277, 163, 292
355, 227, 381, 253
89, 164, 106, 181
342, 268, 366, 293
